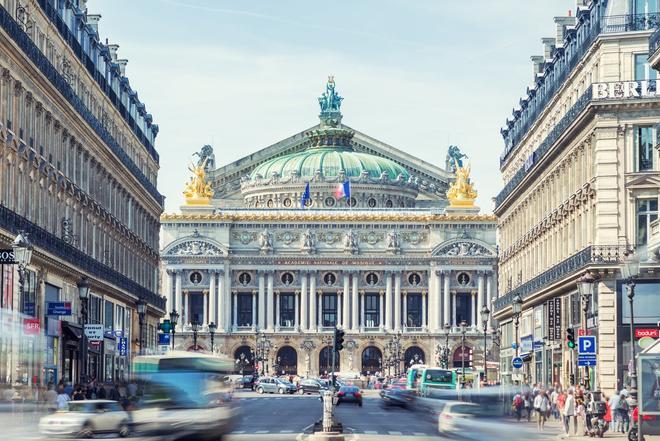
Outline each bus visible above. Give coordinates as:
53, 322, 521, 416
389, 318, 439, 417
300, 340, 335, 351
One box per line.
454, 368, 482, 389
406, 365, 458, 396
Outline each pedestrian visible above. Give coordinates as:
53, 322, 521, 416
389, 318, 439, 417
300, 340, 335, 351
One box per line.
524, 392, 533, 421
71, 385, 84, 401
609, 390, 620, 431
576, 396, 586, 436
534, 389, 549, 431
97, 384, 107, 399
56, 386, 70, 410
564, 389, 576, 436
616, 393, 629, 433
45, 384, 57, 413
513, 393, 524, 422
551, 387, 560, 420
109, 384, 121, 402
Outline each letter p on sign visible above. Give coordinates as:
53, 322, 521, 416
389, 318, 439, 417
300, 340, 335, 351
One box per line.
578, 335, 597, 355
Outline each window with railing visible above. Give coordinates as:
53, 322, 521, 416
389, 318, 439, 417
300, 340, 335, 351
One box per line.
405, 294, 422, 327
322, 294, 337, 327
634, 126, 656, 171
279, 294, 295, 327
364, 294, 379, 327
237, 294, 253, 326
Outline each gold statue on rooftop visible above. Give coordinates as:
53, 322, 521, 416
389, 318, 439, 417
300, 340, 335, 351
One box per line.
447, 159, 477, 207
183, 157, 214, 205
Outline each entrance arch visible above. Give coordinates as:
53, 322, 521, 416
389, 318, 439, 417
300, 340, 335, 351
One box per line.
361, 346, 382, 374
404, 346, 425, 368
319, 346, 339, 375
452, 345, 473, 369
234, 345, 255, 375
275, 346, 297, 375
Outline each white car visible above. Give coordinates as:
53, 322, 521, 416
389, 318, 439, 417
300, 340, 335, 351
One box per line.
39, 400, 130, 438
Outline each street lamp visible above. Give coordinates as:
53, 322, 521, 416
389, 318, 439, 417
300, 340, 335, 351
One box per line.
13, 231, 33, 316
443, 322, 451, 369
208, 322, 217, 352
77, 276, 91, 382
169, 310, 179, 350
191, 321, 200, 351
481, 305, 490, 386
459, 320, 467, 387
136, 298, 147, 355
512, 294, 523, 358
236, 353, 249, 376
577, 272, 596, 389
622, 252, 641, 419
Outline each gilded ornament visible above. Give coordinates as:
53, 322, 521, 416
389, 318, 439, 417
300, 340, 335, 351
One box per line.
446, 159, 478, 207
183, 157, 214, 205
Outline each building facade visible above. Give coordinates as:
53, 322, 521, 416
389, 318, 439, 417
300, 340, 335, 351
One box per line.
160, 79, 498, 380
0, 0, 165, 389
494, 0, 660, 394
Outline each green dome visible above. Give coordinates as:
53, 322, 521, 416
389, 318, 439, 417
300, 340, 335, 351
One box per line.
250, 148, 410, 181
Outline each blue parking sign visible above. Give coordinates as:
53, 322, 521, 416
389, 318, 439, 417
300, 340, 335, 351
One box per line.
578, 336, 596, 355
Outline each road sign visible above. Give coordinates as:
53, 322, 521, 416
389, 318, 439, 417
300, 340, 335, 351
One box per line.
158, 333, 171, 345
84, 324, 104, 341
578, 358, 597, 367
512, 357, 524, 369
118, 337, 128, 356
578, 335, 597, 355
47, 302, 71, 316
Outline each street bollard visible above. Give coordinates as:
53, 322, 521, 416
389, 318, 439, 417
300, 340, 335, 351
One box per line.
322, 390, 334, 432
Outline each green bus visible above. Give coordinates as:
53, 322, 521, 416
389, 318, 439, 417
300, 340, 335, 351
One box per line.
406, 365, 458, 396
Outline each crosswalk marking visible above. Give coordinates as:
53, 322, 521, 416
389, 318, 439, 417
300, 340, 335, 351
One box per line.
230, 430, 245, 434
413, 432, 427, 436
388, 431, 403, 435
364, 430, 378, 434
280, 430, 294, 433
255, 430, 269, 434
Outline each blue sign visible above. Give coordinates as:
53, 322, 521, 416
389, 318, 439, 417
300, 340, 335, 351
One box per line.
520, 335, 533, 354
118, 337, 128, 356
512, 357, 524, 369
47, 302, 71, 316
113, 330, 124, 338
578, 358, 597, 367
158, 333, 171, 345
578, 336, 597, 355
533, 341, 544, 350
23, 301, 35, 317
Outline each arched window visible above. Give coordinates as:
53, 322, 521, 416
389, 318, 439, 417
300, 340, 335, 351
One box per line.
319, 346, 339, 374
361, 346, 382, 374
404, 346, 425, 367
234, 345, 255, 375
275, 346, 297, 375
452, 345, 473, 369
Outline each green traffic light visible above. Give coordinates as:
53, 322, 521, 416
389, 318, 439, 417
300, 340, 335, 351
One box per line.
567, 341, 576, 349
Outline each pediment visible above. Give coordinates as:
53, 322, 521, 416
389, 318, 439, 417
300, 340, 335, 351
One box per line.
432, 238, 496, 257
625, 173, 660, 189
163, 236, 225, 257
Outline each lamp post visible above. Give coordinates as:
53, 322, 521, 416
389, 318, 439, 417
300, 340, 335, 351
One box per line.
77, 276, 91, 383
481, 305, 490, 386
191, 321, 200, 351
208, 322, 217, 353
169, 310, 179, 350
136, 298, 147, 355
512, 294, 523, 358
12, 231, 33, 311
443, 322, 451, 369
236, 353, 249, 376
622, 252, 641, 424
577, 272, 596, 390
459, 320, 467, 387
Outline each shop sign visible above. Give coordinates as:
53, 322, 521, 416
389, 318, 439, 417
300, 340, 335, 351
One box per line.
23, 301, 35, 317
547, 298, 561, 340
84, 324, 104, 341
118, 337, 128, 356
520, 335, 533, 354
47, 302, 71, 316
635, 328, 659, 339
0, 249, 16, 264
23, 318, 40, 335
592, 80, 658, 100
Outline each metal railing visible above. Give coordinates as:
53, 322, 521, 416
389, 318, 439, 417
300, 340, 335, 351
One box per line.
500, 10, 659, 166
494, 245, 627, 312
650, 26, 660, 57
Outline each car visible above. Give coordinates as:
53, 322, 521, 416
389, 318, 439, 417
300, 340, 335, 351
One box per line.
337, 386, 362, 407
437, 401, 535, 441
255, 377, 297, 394
381, 385, 415, 408
298, 378, 329, 395
39, 400, 130, 438
238, 375, 257, 389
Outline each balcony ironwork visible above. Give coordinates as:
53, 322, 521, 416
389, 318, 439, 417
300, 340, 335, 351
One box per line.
0, 203, 166, 311
493, 245, 627, 312
500, 9, 659, 167
650, 26, 660, 59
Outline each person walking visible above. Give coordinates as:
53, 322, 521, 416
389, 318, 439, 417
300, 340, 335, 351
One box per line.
513, 393, 524, 422
534, 390, 550, 431
564, 389, 576, 437
616, 393, 630, 433
609, 390, 621, 432
524, 392, 533, 422
56, 386, 70, 410
45, 384, 57, 413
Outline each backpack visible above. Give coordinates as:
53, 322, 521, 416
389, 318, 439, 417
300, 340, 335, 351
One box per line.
514, 395, 523, 407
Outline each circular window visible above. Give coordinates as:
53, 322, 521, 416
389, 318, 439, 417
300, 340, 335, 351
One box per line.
408, 273, 421, 286
238, 272, 252, 286
267, 199, 274, 208
367, 198, 377, 208
281, 272, 294, 286
324, 273, 337, 286
283, 198, 292, 208
304, 198, 313, 207
348, 197, 357, 207
189, 271, 203, 285
325, 197, 336, 207
385, 200, 393, 208
366, 272, 379, 286
457, 272, 470, 286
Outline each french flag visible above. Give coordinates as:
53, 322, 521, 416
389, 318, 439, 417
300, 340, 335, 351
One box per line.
335, 180, 351, 201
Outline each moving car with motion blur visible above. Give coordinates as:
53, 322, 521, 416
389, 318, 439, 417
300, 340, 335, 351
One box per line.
297, 378, 329, 395
39, 400, 130, 438
336, 385, 362, 407
380, 385, 416, 408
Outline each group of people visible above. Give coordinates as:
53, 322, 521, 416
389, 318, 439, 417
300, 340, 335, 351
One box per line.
512, 382, 638, 437
43, 378, 137, 412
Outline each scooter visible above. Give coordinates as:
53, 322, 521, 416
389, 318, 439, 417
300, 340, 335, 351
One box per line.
589, 414, 609, 438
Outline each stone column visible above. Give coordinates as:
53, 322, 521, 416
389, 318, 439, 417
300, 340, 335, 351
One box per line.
218, 270, 226, 331
444, 273, 451, 327
258, 271, 266, 330
300, 271, 308, 331
175, 271, 182, 329
402, 291, 408, 329
360, 291, 365, 330
337, 291, 342, 327
452, 291, 457, 327
486, 271, 494, 331
184, 290, 189, 325
167, 270, 175, 316
266, 271, 274, 331
203, 289, 208, 325
342, 272, 351, 329
252, 290, 257, 328
351, 273, 359, 332
209, 271, 216, 325
422, 290, 427, 330
394, 273, 401, 331
429, 270, 439, 331
477, 271, 485, 315
385, 272, 392, 331
294, 291, 300, 330
232, 291, 238, 329
471, 291, 477, 328
318, 290, 323, 328
275, 290, 281, 330
309, 273, 317, 331
379, 290, 384, 330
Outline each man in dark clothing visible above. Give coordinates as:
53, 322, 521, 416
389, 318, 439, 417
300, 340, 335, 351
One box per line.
109, 385, 121, 401
97, 385, 107, 399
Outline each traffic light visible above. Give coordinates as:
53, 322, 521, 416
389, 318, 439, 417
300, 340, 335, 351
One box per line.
566, 328, 576, 349
159, 319, 172, 333
334, 327, 345, 351
569, 373, 576, 385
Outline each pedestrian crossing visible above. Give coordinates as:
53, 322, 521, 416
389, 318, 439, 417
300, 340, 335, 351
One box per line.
228, 429, 431, 436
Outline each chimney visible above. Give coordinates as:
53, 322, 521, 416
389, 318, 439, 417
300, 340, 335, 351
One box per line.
553, 15, 576, 46
117, 59, 128, 76
87, 14, 101, 33
531, 55, 545, 81
107, 44, 119, 62
541, 37, 556, 60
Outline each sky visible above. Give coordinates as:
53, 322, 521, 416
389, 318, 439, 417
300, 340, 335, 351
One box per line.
88, 0, 575, 213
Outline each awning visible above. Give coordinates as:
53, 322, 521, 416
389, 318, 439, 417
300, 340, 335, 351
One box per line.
62, 322, 82, 341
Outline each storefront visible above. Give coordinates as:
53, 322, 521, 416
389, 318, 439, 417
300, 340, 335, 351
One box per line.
61, 321, 81, 383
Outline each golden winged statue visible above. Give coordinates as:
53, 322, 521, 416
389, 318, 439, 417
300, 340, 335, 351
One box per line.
183, 157, 214, 205
446, 158, 477, 207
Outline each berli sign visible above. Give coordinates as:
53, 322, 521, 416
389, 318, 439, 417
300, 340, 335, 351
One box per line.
592, 80, 659, 100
